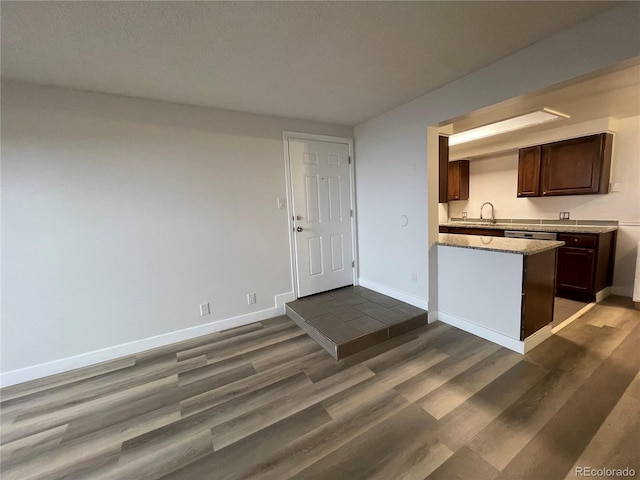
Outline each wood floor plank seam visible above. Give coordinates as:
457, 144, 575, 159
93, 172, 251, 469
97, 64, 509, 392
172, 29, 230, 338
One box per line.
1, 354, 208, 422
229, 390, 412, 480
123, 373, 316, 455
210, 364, 375, 451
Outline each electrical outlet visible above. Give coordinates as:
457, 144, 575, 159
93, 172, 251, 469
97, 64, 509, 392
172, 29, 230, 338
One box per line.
247, 293, 256, 305
411, 272, 417, 283
200, 303, 210, 316
461, 211, 468, 220
559, 212, 570, 220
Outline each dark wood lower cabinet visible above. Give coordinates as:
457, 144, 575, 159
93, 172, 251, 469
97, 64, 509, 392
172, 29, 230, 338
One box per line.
556, 231, 616, 302
522, 248, 556, 339
440, 226, 504, 236
557, 247, 595, 293
440, 226, 617, 303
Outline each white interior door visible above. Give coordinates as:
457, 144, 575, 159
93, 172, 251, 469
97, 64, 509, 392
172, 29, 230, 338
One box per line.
289, 138, 354, 297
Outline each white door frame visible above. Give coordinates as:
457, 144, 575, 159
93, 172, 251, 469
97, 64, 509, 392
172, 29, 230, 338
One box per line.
283, 131, 358, 299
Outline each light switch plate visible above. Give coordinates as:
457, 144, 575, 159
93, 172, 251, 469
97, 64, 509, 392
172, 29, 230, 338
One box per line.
200, 303, 210, 316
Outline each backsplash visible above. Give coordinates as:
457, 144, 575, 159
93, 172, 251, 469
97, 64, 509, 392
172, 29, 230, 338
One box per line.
448, 218, 619, 226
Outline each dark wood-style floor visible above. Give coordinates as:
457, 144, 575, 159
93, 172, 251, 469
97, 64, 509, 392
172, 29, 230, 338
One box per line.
553, 296, 590, 328
1, 296, 638, 480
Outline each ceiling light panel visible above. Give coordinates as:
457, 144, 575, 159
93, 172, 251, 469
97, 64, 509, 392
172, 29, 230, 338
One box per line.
448, 108, 570, 146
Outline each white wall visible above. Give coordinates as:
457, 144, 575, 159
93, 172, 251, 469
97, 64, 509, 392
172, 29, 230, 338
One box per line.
354, 3, 640, 312
354, 121, 429, 306
447, 115, 640, 296
1, 81, 352, 383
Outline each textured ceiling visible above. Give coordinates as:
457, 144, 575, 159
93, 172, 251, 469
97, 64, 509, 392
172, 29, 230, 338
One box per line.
1, 1, 620, 126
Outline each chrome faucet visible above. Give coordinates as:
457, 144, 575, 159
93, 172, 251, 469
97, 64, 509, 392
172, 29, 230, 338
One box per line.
480, 202, 496, 224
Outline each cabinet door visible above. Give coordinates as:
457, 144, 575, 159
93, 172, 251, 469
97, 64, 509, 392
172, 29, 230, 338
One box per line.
439, 135, 449, 203
557, 247, 595, 292
447, 160, 469, 201
541, 133, 612, 196
517, 146, 541, 197
448, 161, 460, 200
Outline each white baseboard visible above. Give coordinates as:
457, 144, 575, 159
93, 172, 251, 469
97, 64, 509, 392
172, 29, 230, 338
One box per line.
595, 286, 612, 303
437, 311, 554, 354
437, 311, 526, 354
551, 302, 595, 334
357, 278, 427, 310
0, 292, 293, 388
523, 325, 553, 353
275, 291, 295, 309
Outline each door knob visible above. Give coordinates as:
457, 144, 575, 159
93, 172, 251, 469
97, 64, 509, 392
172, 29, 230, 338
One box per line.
296, 227, 303, 232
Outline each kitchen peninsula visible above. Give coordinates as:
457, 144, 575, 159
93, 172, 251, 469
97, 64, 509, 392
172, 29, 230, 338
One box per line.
437, 233, 564, 353
440, 221, 618, 302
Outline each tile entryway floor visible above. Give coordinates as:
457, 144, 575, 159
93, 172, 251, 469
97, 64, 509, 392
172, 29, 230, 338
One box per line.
286, 286, 428, 360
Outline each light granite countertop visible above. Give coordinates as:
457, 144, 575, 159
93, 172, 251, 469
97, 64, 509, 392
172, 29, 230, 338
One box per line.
438, 233, 565, 255
440, 222, 618, 234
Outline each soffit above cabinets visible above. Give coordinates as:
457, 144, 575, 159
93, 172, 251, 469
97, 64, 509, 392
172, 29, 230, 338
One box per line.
450, 118, 614, 161
445, 60, 640, 160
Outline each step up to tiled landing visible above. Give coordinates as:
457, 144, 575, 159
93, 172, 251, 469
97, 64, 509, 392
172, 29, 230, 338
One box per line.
285, 286, 428, 360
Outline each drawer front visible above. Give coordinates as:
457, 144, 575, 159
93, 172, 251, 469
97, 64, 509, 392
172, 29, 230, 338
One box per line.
448, 227, 504, 237
558, 233, 597, 248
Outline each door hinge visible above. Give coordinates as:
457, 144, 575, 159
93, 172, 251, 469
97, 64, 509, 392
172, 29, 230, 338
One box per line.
350, 209, 353, 217
348, 156, 352, 165
352, 261, 355, 268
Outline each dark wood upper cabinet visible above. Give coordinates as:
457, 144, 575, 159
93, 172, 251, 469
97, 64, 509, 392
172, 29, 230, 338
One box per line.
540, 133, 613, 196
517, 146, 541, 197
447, 160, 469, 201
438, 135, 449, 203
